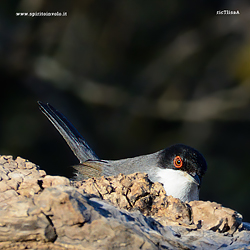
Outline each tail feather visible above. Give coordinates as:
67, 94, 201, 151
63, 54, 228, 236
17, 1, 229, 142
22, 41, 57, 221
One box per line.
38, 101, 99, 163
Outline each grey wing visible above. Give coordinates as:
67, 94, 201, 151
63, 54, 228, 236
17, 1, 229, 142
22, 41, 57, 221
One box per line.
73, 159, 124, 180
38, 101, 99, 163
73, 160, 105, 180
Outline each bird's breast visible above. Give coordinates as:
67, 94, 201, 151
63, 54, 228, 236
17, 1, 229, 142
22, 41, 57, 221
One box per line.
153, 168, 199, 202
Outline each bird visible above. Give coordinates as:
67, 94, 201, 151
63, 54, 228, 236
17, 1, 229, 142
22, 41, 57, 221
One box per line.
38, 101, 207, 202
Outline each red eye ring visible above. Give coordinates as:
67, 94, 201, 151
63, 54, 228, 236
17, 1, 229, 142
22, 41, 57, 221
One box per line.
174, 156, 183, 168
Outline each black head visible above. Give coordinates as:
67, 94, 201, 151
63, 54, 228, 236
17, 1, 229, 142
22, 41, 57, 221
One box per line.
158, 143, 207, 185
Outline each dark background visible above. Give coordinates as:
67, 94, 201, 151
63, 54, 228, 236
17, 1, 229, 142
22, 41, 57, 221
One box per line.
1, 0, 250, 221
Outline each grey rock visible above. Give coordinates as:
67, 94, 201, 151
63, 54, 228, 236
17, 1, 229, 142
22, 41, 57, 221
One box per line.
0, 155, 249, 249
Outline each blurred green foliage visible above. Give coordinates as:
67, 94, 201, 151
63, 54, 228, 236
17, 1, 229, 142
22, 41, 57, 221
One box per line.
1, 0, 250, 221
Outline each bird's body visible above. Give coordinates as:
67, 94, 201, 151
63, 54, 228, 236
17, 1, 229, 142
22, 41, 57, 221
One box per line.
38, 102, 207, 202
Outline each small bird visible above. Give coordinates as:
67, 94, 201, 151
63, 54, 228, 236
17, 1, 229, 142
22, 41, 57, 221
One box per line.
38, 101, 207, 202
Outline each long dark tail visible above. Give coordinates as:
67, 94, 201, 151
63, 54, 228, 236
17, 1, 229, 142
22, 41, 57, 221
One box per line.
38, 101, 99, 163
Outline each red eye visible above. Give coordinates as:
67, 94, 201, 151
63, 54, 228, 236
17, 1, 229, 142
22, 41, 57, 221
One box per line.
174, 156, 183, 168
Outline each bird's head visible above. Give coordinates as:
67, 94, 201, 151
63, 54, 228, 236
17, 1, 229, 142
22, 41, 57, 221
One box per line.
157, 144, 207, 202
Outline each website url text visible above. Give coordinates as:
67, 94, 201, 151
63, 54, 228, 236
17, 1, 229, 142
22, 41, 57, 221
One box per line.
16, 12, 67, 17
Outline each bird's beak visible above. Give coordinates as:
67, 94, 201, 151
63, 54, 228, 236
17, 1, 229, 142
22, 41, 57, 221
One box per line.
188, 172, 200, 186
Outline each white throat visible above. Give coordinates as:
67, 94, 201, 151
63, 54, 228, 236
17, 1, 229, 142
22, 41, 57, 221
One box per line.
154, 168, 199, 202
